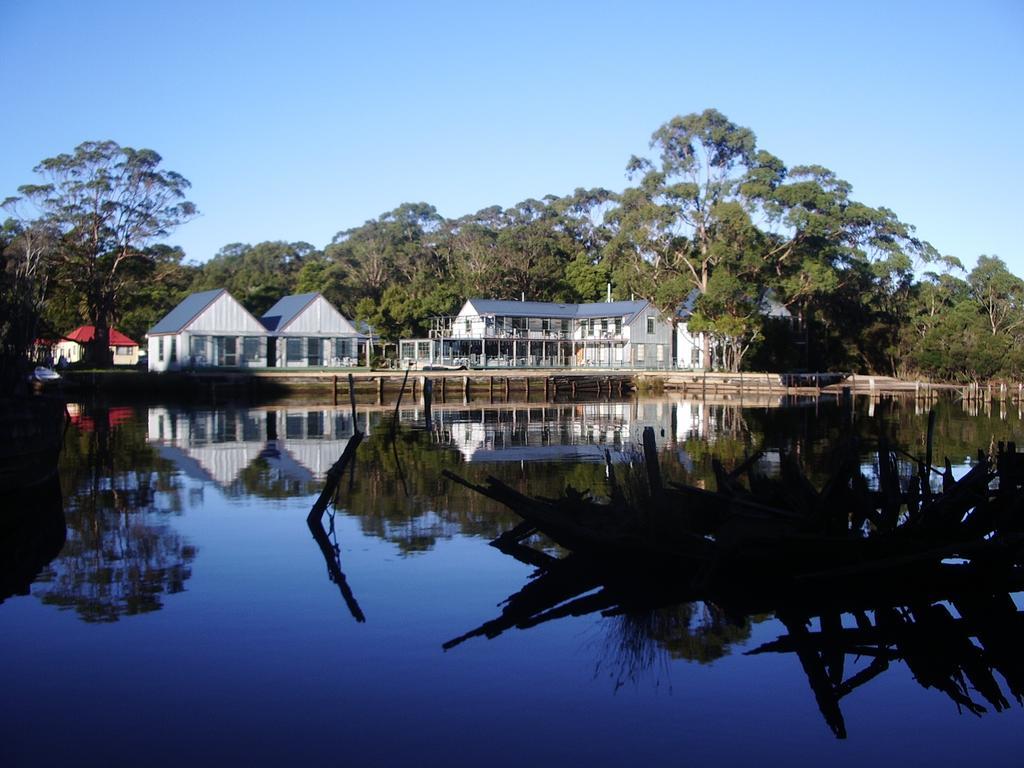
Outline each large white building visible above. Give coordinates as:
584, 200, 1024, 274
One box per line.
147, 289, 268, 372
147, 289, 370, 372
399, 297, 691, 369
260, 292, 370, 368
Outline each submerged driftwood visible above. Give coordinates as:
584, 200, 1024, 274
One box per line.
307, 374, 366, 623
444, 423, 1024, 599
443, 417, 1024, 737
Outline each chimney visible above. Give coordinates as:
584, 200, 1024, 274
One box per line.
521, 291, 525, 302
606, 283, 612, 303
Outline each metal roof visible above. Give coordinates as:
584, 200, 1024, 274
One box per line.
575, 300, 650, 319
465, 298, 650, 321
148, 289, 226, 335
64, 325, 138, 346
260, 292, 319, 332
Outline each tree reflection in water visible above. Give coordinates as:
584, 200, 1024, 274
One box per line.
0, 474, 66, 605
595, 602, 755, 692
34, 404, 196, 622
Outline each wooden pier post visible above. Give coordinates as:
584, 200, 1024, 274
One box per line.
333, 375, 338, 405
377, 376, 384, 405
423, 378, 433, 428
641, 426, 663, 499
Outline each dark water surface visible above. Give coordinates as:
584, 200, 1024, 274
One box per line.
2, 395, 1023, 766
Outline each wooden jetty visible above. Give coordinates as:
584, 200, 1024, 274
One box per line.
62, 367, 1023, 407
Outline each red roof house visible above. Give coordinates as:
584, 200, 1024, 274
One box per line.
56, 326, 140, 365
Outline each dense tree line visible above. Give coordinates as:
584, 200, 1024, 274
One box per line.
4, 111, 1021, 382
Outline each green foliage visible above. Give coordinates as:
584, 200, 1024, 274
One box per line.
191, 240, 316, 316
7, 140, 196, 367
565, 253, 609, 302
6, 120, 1020, 383
0, 216, 55, 391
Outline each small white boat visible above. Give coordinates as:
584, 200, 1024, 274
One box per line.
31, 367, 62, 383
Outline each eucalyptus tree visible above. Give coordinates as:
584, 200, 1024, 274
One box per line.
763, 165, 938, 372
490, 197, 580, 302
117, 244, 198, 343
0, 215, 57, 390
10, 141, 196, 366
606, 109, 783, 367
551, 187, 616, 301
325, 202, 444, 305
192, 240, 315, 316
967, 255, 1024, 338
442, 206, 504, 299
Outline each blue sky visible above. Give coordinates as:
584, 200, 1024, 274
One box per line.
2, 0, 1022, 277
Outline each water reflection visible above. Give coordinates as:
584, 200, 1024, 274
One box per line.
34, 404, 197, 621
437, 397, 1024, 739
445, 497, 1024, 738
147, 406, 367, 496
0, 475, 65, 605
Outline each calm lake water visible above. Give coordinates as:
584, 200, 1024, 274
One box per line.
2, 394, 1023, 766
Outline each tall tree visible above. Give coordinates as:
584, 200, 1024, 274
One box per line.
11, 141, 196, 366
0, 215, 56, 391
191, 240, 314, 316
967, 255, 1024, 337
607, 109, 781, 366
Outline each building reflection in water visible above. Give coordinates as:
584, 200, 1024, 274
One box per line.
147, 406, 373, 495
426, 399, 740, 463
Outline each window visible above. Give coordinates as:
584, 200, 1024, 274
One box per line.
600, 319, 608, 337
306, 411, 325, 438
191, 335, 207, 359
115, 345, 131, 356
464, 317, 472, 334
286, 337, 303, 363
307, 338, 324, 366
158, 337, 164, 361
169, 337, 177, 362
579, 319, 588, 336
334, 338, 350, 361
286, 414, 304, 439
218, 336, 236, 366
243, 336, 261, 363
636, 344, 646, 363
646, 316, 656, 335
614, 318, 622, 336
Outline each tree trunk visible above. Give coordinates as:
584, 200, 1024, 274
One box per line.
88, 307, 114, 368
